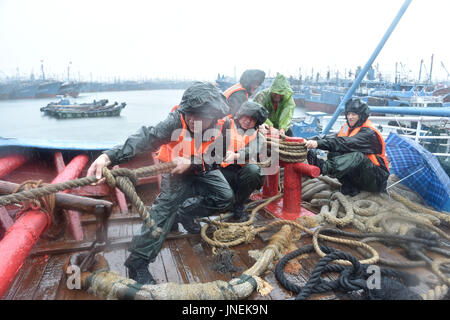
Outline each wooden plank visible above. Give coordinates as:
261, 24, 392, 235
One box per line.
2, 256, 47, 300
173, 237, 212, 283
81, 213, 141, 224
168, 238, 196, 283
32, 254, 69, 300
187, 237, 230, 282
160, 242, 185, 283
103, 249, 127, 277
148, 252, 168, 283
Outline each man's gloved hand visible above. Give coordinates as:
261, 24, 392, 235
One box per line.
224, 150, 240, 163
86, 153, 111, 184
171, 156, 192, 175
305, 140, 318, 149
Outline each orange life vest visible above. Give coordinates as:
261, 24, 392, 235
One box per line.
221, 118, 258, 168
337, 119, 389, 171
156, 106, 226, 171
223, 83, 248, 101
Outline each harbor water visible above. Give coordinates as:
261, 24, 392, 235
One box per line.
0, 89, 308, 147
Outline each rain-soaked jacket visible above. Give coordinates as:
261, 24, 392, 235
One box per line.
104, 82, 231, 172
254, 74, 295, 131
313, 99, 389, 172
224, 69, 265, 116
222, 101, 268, 167
310, 99, 389, 193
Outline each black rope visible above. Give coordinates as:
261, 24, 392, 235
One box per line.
275, 244, 422, 300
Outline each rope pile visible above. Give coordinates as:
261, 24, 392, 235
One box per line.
266, 135, 307, 163
64, 225, 295, 300
275, 244, 422, 300
0, 162, 177, 239
304, 175, 450, 237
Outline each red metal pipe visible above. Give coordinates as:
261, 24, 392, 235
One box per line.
52, 154, 88, 241
0, 155, 27, 179
0, 210, 49, 298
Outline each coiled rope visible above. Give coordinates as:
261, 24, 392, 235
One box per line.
0, 162, 177, 238
275, 244, 422, 300
64, 225, 296, 300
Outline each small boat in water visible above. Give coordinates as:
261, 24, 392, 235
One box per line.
40, 99, 126, 119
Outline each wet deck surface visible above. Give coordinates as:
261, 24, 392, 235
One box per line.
0, 149, 447, 300
2, 204, 445, 300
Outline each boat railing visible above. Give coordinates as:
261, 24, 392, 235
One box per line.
321, 114, 450, 158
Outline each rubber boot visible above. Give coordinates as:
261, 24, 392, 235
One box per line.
176, 197, 212, 234
339, 178, 360, 197
170, 216, 180, 232
126, 257, 156, 285
232, 204, 249, 222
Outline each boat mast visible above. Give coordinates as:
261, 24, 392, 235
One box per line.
67, 61, 72, 82
418, 59, 423, 82
429, 54, 434, 84
40, 60, 45, 81
322, 0, 413, 134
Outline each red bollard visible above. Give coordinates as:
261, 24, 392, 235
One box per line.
0, 155, 27, 179
0, 210, 49, 297
52, 153, 88, 241
281, 162, 320, 219
262, 168, 279, 198
278, 137, 320, 220
262, 131, 280, 197
252, 136, 320, 220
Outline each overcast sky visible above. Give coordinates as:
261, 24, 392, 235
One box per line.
0, 0, 448, 82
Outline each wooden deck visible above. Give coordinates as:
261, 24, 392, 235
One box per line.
2, 204, 445, 300
0, 148, 447, 300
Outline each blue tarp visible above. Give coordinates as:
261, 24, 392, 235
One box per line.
385, 133, 450, 212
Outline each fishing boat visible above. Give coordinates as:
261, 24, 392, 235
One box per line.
0, 127, 449, 302
1, 0, 449, 303
57, 82, 82, 98
40, 99, 126, 119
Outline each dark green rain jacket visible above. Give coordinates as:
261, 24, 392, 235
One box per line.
254, 74, 296, 131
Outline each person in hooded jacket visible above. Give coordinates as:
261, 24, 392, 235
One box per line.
254, 73, 296, 136
220, 101, 269, 221
223, 69, 266, 116
86, 82, 235, 285
304, 98, 390, 196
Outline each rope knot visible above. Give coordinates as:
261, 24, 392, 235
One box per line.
102, 167, 116, 188
12, 179, 66, 240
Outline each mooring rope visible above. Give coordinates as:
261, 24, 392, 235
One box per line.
0, 162, 177, 237
64, 225, 295, 300
274, 244, 422, 300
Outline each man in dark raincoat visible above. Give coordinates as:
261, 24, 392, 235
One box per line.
223, 69, 266, 116
254, 73, 296, 136
304, 98, 390, 196
86, 82, 235, 284
220, 101, 269, 221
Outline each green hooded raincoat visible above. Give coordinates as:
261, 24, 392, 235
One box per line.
254, 74, 295, 131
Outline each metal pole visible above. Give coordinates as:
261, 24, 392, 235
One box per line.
322, 0, 413, 134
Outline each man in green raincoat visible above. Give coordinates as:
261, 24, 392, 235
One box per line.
254, 73, 296, 136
